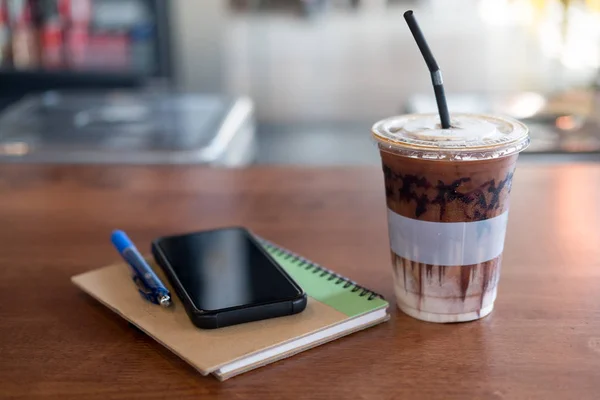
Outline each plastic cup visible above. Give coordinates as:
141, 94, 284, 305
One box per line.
371, 113, 530, 323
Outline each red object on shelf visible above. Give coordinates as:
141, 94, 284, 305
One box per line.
40, 20, 63, 68
67, 30, 130, 71
61, 0, 94, 69
0, 0, 10, 66
65, 25, 87, 68
84, 33, 129, 70
38, 0, 66, 68
0, 0, 7, 25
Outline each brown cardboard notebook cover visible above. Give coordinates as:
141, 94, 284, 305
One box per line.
71, 255, 388, 380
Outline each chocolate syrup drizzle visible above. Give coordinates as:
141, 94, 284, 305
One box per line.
383, 164, 514, 221
393, 255, 500, 311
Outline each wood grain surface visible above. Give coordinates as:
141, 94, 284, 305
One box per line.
0, 164, 599, 400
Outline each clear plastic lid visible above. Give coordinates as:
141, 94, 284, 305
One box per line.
372, 113, 530, 161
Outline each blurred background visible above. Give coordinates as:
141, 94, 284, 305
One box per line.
0, 0, 598, 165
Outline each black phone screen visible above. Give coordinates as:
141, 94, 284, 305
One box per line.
154, 228, 302, 312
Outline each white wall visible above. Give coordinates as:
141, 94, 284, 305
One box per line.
169, 0, 227, 92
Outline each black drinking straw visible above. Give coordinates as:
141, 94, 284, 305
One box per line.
403, 10, 451, 129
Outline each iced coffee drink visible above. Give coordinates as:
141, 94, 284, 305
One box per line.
372, 113, 529, 323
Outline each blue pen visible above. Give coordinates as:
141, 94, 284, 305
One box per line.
111, 230, 172, 307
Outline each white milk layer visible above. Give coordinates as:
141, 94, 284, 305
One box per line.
387, 208, 509, 267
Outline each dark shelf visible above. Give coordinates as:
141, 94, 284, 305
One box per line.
0, 70, 146, 96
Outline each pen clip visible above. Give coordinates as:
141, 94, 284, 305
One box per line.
132, 274, 159, 305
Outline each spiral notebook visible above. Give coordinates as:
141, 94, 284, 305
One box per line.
71, 237, 389, 380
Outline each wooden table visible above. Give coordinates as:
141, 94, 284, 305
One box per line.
1, 164, 599, 399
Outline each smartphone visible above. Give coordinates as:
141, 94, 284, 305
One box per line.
151, 227, 307, 329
